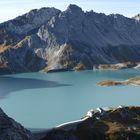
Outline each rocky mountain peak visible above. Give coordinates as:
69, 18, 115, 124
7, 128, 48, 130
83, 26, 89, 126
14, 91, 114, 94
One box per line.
66, 4, 83, 13
1, 5, 140, 73
26, 7, 60, 19
0, 7, 60, 35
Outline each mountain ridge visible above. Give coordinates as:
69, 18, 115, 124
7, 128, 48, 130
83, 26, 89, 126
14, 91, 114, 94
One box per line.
1, 4, 140, 74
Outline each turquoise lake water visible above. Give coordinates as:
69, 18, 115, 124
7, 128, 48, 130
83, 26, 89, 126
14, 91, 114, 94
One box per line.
0, 69, 140, 128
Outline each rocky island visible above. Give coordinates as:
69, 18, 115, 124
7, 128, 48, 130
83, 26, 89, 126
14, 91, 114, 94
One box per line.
97, 76, 140, 87
1, 106, 140, 140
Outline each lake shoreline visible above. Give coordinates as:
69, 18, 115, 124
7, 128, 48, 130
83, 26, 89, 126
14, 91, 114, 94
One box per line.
1, 62, 140, 76
23, 106, 140, 140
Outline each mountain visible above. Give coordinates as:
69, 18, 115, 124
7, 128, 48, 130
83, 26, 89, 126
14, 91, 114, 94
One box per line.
0, 108, 31, 140
1, 5, 140, 74
0, 7, 60, 45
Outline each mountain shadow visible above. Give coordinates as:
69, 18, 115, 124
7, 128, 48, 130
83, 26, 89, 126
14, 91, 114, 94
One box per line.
0, 76, 71, 98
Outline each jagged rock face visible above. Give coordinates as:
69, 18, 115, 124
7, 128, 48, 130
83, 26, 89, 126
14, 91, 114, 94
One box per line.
0, 36, 47, 73
0, 7, 60, 46
1, 5, 140, 73
38, 6, 140, 69
0, 108, 31, 140
0, 7, 60, 36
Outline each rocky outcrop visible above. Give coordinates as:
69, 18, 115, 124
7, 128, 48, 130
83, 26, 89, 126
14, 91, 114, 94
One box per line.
1, 5, 140, 74
0, 108, 31, 140
40, 106, 140, 140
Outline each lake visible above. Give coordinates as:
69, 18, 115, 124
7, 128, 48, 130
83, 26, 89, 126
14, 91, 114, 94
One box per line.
0, 69, 140, 129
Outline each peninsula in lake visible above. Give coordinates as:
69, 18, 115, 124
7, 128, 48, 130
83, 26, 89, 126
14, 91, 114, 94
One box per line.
1, 106, 140, 140
1, 5, 140, 74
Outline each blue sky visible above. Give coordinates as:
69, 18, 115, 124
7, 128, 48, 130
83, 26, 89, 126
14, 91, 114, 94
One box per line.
0, 0, 140, 23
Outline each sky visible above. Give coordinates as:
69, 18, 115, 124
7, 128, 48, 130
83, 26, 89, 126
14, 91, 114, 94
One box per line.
0, 0, 140, 23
